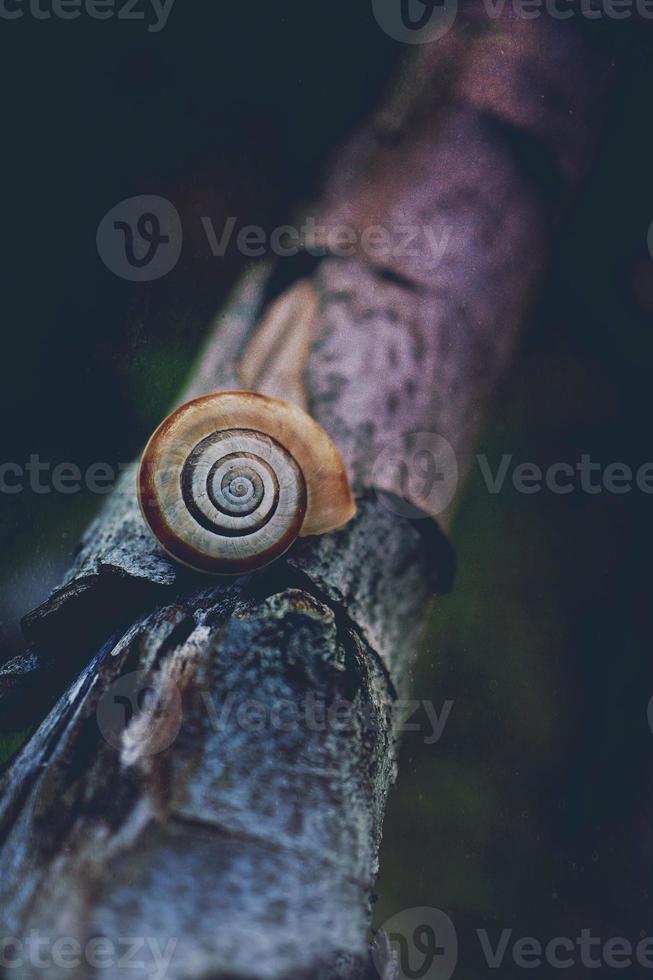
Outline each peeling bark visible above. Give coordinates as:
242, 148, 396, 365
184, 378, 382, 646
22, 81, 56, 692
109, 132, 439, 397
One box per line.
1, 14, 613, 980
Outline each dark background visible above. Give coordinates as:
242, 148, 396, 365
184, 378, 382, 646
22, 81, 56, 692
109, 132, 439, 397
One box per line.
0, 5, 652, 977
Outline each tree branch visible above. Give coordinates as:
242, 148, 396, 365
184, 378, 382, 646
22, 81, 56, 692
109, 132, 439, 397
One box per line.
1, 13, 612, 979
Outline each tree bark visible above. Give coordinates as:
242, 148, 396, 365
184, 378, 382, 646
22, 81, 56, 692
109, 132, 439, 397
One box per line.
0, 13, 612, 979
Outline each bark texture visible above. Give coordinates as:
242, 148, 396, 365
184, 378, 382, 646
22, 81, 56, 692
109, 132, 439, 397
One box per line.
1, 13, 612, 979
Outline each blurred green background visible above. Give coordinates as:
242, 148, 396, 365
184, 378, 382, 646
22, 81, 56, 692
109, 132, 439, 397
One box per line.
0, 6, 651, 977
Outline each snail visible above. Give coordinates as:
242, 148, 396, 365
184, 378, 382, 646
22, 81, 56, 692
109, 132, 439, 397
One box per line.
138, 391, 356, 574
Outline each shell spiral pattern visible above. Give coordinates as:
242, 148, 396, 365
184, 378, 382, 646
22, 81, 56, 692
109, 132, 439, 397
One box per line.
138, 391, 355, 574
180, 428, 306, 567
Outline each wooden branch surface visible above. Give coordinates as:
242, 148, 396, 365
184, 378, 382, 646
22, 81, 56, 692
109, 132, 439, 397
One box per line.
1, 13, 612, 980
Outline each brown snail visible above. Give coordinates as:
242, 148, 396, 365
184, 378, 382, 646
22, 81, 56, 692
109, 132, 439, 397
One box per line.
138, 391, 355, 574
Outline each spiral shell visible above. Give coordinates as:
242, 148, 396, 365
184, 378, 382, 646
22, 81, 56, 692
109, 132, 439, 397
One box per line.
138, 391, 355, 574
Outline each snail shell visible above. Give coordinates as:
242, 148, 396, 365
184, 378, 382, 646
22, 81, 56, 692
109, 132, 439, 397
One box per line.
138, 391, 355, 574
